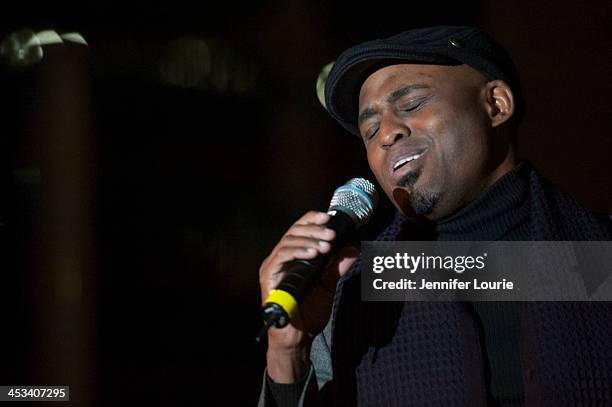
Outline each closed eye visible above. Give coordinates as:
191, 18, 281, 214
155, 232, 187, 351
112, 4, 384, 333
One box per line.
400, 97, 427, 112
402, 103, 421, 111
365, 124, 379, 140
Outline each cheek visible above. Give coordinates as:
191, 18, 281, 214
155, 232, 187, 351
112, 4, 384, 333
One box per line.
413, 106, 437, 128
422, 104, 487, 172
366, 148, 384, 184
411, 108, 450, 163
411, 105, 448, 145
446, 113, 489, 165
366, 147, 393, 195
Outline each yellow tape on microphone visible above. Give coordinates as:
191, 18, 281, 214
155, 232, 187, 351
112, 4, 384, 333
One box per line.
265, 289, 298, 319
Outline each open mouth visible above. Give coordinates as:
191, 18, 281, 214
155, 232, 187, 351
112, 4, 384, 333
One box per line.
393, 151, 427, 172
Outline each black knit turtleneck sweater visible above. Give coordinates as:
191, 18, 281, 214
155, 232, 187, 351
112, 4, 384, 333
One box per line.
376, 162, 530, 405
435, 162, 530, 242
432, 161, 531, 406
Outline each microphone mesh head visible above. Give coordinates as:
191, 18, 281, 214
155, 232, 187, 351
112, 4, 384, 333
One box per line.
328, 178, 378, 228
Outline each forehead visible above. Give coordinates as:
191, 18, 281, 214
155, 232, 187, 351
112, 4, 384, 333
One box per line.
358, 63, 480, 106
359, 64, 438, 99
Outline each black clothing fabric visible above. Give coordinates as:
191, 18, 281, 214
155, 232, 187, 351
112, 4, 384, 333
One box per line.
267, 372, 310, 407
329, 163, 611, 406
434, 162, 531, 241
391, 162, 530, 404
433, 162, 531, 405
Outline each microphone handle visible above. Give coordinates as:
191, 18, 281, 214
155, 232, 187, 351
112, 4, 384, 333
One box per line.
276, 210, 355, 302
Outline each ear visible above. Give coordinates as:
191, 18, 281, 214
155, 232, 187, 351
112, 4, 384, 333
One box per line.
484, 80, 515, 127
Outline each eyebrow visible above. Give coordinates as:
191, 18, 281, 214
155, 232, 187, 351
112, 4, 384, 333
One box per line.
387, 84, 431, 103
357, 107, 377, 126
358, 84, 431, 126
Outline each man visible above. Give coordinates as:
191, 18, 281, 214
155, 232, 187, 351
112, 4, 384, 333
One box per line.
258, 26, 612, 406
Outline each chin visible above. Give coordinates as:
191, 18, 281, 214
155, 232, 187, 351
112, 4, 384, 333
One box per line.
392, 185, 441, 220
409, 189, 440, 216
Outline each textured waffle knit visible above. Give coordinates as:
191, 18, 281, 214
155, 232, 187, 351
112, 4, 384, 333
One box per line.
330, 163, 612, 406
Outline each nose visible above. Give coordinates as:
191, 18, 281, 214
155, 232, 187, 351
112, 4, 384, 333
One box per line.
378, 113, 410, 148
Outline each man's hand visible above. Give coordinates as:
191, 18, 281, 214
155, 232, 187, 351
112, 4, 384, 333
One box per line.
259, 211, 359, 383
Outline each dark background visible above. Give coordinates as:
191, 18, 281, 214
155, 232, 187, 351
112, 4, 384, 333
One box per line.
0, 1, 610, 405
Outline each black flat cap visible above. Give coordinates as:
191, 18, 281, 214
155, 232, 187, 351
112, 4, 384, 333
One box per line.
324, 25, 524, 136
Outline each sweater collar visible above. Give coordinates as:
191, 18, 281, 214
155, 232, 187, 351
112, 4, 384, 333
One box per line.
434, 161, 530, 241
385, 162, 531, 241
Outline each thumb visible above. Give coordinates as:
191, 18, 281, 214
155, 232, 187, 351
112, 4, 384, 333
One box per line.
318, 245, 360, 295
330, 245, 360, 278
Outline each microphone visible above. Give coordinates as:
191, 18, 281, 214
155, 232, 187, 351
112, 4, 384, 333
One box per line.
255, 178, 378, 342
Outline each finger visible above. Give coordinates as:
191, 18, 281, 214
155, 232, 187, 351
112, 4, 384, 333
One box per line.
282, 236, 332, 253
272, 245, 320, 265
284, 225, 336, 241
261, 236, 331, 281
295, 211, 330, 226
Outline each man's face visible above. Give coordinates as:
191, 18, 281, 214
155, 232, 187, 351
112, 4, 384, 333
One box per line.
358, 63, 508, 220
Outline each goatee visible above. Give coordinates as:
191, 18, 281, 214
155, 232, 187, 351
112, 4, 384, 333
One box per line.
397, 168, 440, 215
